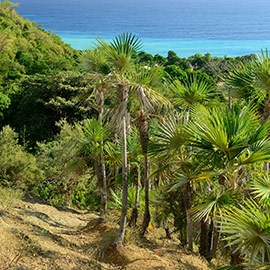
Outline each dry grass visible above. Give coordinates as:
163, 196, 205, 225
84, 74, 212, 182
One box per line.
0, 193, 211, 270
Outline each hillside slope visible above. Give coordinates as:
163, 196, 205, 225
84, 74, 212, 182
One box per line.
0, 195, 210, 270
0, 0, 79, 81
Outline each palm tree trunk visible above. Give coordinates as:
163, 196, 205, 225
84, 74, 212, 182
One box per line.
136, 110, 151, 236
98, 91, 107, 214
141, 153, 150, 235
129, 165, 140, 227
199, 218, 211, 260
114, 116, 128, 244
181, 183, 193, 251
210, 225, 220, 260
94, 158, 107, 215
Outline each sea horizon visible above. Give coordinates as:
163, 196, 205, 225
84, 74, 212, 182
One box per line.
15, 0, 270, 58
59, 33, 270, 58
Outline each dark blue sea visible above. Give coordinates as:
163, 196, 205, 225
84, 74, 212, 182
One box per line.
16, 0, 270, 57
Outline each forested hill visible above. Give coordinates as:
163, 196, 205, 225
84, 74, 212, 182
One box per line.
0, 0, 80, 82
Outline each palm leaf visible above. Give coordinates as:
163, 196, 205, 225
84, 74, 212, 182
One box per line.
110, 32, 142, 56
170, 72, 216, 108
220, 199, 270, 265
148, 113, 187, 160
238, 139, 270, 165
251, 174, 270, 204
192, 188, 239, 222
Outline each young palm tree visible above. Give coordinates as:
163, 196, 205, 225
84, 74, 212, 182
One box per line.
148, 112, 195, 249
220, 199, 270, 268
75, 119, 110, 214
217, 172, 270, 268
170, 72, 217, 111
224, 49, 270, 122
187, 104, 270, 260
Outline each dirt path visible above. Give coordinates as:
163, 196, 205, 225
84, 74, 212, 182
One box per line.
0, 196, 210, 270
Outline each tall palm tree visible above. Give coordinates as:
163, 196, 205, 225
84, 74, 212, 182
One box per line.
94, 33, 171, 244
80, 45, 118, 215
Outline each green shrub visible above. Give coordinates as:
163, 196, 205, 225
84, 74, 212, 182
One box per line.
0, 125, 43, 189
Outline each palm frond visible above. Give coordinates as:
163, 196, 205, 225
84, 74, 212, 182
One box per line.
110, 32, 142, 56
220, 199, 270, 264
75, 118, 109, 157
170, 72, 216, 108
148, 113, 187, 160
81, 48, 110, 74
192, 189, 239, 222
251, 174, 270, 205
238, 139, 270, 165
188, 105, 270, 167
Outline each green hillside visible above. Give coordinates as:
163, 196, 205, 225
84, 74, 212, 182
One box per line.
0, 0, 79, 81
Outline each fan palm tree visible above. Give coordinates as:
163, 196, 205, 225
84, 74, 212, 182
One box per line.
147, 73, 218, 251
220, 199, 270, 268
187, 104, 270, 180
94, 33, 170, 245
75, 119, 111, 214
217, 172, 270, 268
80, 46, 115, 214
224, 49, 270, 122
186, 104, 270, 261
169, 71, 217, 123
148, 112, 195, 249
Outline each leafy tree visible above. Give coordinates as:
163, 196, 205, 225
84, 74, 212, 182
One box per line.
153, 54, 166, 65
4, 72, 93, 149
166, 50, 181, 66
137, 51, 154, 65
163, 65, 187, 81
36, 120, 101, 209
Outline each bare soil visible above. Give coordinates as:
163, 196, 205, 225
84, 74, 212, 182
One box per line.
0, 196, 211, 270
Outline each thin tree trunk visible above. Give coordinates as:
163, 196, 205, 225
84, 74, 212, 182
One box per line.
98, 91, 107, 214
114, 115, 128, 244
181, 183, 193, 251
129, 166, 140, 227
199, 218, 211, 260
136, 110, 151, 236
186, 209, 193, 251
210, 225, 220, 260
94, 157, 107, 215
141, 153, 150, 235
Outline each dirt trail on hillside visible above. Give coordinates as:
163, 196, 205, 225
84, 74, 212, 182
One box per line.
0, 196, 210, 270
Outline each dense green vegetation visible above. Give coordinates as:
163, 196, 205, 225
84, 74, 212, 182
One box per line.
1, 1, 270, 268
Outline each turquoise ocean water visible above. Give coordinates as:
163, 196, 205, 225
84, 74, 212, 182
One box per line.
16, 0, 270, 57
